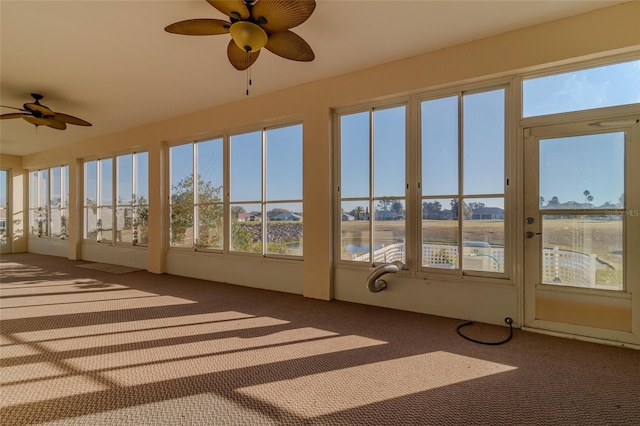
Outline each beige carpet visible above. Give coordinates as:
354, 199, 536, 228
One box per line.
1, 253, 639, 425
75, 262, 142, 274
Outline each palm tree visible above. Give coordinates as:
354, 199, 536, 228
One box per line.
583, 190, 591, 204
354, 205, 364, 220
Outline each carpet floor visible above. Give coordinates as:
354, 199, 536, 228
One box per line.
1, 253, 639, 425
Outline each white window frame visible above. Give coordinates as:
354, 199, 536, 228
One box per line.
29, 165, 69, 239
229, 122, 304, 259
83, 152, 148, 247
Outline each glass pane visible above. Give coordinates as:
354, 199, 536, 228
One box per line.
135, 152, 149, 204
50, 208, 62, 238
523, 60, 640, 117
341, 200, 370, 262
60, 208, 68, 239
266, 125, 302, 201
540, 132, 624, 210
135, 205, 149, 246
116, 206, 134, 243
0, 171, 6, 244
421, 96, 458, 196
373, 199, 405, 263
29, 171, 39, 208
463, 89, 505, 195
230, 203, 261, 253
170, 144, 194, 203
99, 206, 113, 242
99, 159, 112, 206
50, 167, 61, 207
422, 198, 458, 269
266, 202, 302, 256
230, 132, 262, 202
373, 106, 405, 198
63, 166, 69, 207
462, 197, 505, 273
197, 139, 224, 204
341, 112, 370, 198
85, 161, 97, 206
117, 154, 133, 206
0, 170, 6, 206
39, 170, 49, 207
170, 204, 193, 248
197, 204, 223, 250
85, 207, 98, 240
542, 215, 622, 289
31, 209, 48, 237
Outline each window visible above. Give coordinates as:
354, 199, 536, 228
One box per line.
29, 166, 69, 239
421, 88, 506, 274
84, 153, 148, 245
522, 59, 640, 117
336, 87, 508, 276
170, 139, 224, 250
339, 106, 406, 263
230, 124, 303, 257
116, 152, 149, 245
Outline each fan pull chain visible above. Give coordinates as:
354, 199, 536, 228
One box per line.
246, 67, 253, 96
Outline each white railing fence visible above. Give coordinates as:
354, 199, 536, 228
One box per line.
353, 243, 597, 286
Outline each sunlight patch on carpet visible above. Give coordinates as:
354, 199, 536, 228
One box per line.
103, 334, 386, 387
236, 351, 517, 418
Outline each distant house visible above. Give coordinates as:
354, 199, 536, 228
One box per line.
471, 207, 504, 220
342, 213, 355, 221
271, 212, 303, 221
237, 212, 261, 222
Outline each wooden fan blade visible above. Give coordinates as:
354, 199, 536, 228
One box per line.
227, 39, 260, 70
0, 113, 26, 120
206, 0, 250, 20
165, 19, 231, 35
53, 112, 92, 126
252, 0, 316, 32
46, 119, 67, 130
265, 30, 314, 62
0, 105, 27, 112
24, 103, 54, 116
24, 116, 52, 126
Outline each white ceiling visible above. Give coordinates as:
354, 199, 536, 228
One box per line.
0, 0, 625, 157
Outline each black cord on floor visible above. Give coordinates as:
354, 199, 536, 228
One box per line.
456, 317, 513, 345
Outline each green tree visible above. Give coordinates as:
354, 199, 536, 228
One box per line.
354, 205, 364, 220
231, 205, 245, 220
583, 190, 591, 204
450, 199, 472, 220
170, 174, 222, 247
391, 200, 404, 217
267, 208, 292, 220
423, 201, 442, 219
547, 196, 560, 208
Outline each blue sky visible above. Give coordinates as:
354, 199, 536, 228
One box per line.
0, 170, 6, 206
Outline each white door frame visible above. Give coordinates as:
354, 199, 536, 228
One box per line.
522, 115, 640, 347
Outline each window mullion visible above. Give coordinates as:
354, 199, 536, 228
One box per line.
457, 93, 464, 271
111, 157, 116, 244
193, 143, 198, 250
368, 109, 374, 264
96, 160, 102, 242
261, 129, 267, 256
132, 153, 138, 245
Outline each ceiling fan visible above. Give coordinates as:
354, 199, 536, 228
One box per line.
0, 93, 92, 130
165, 0, 316, 71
